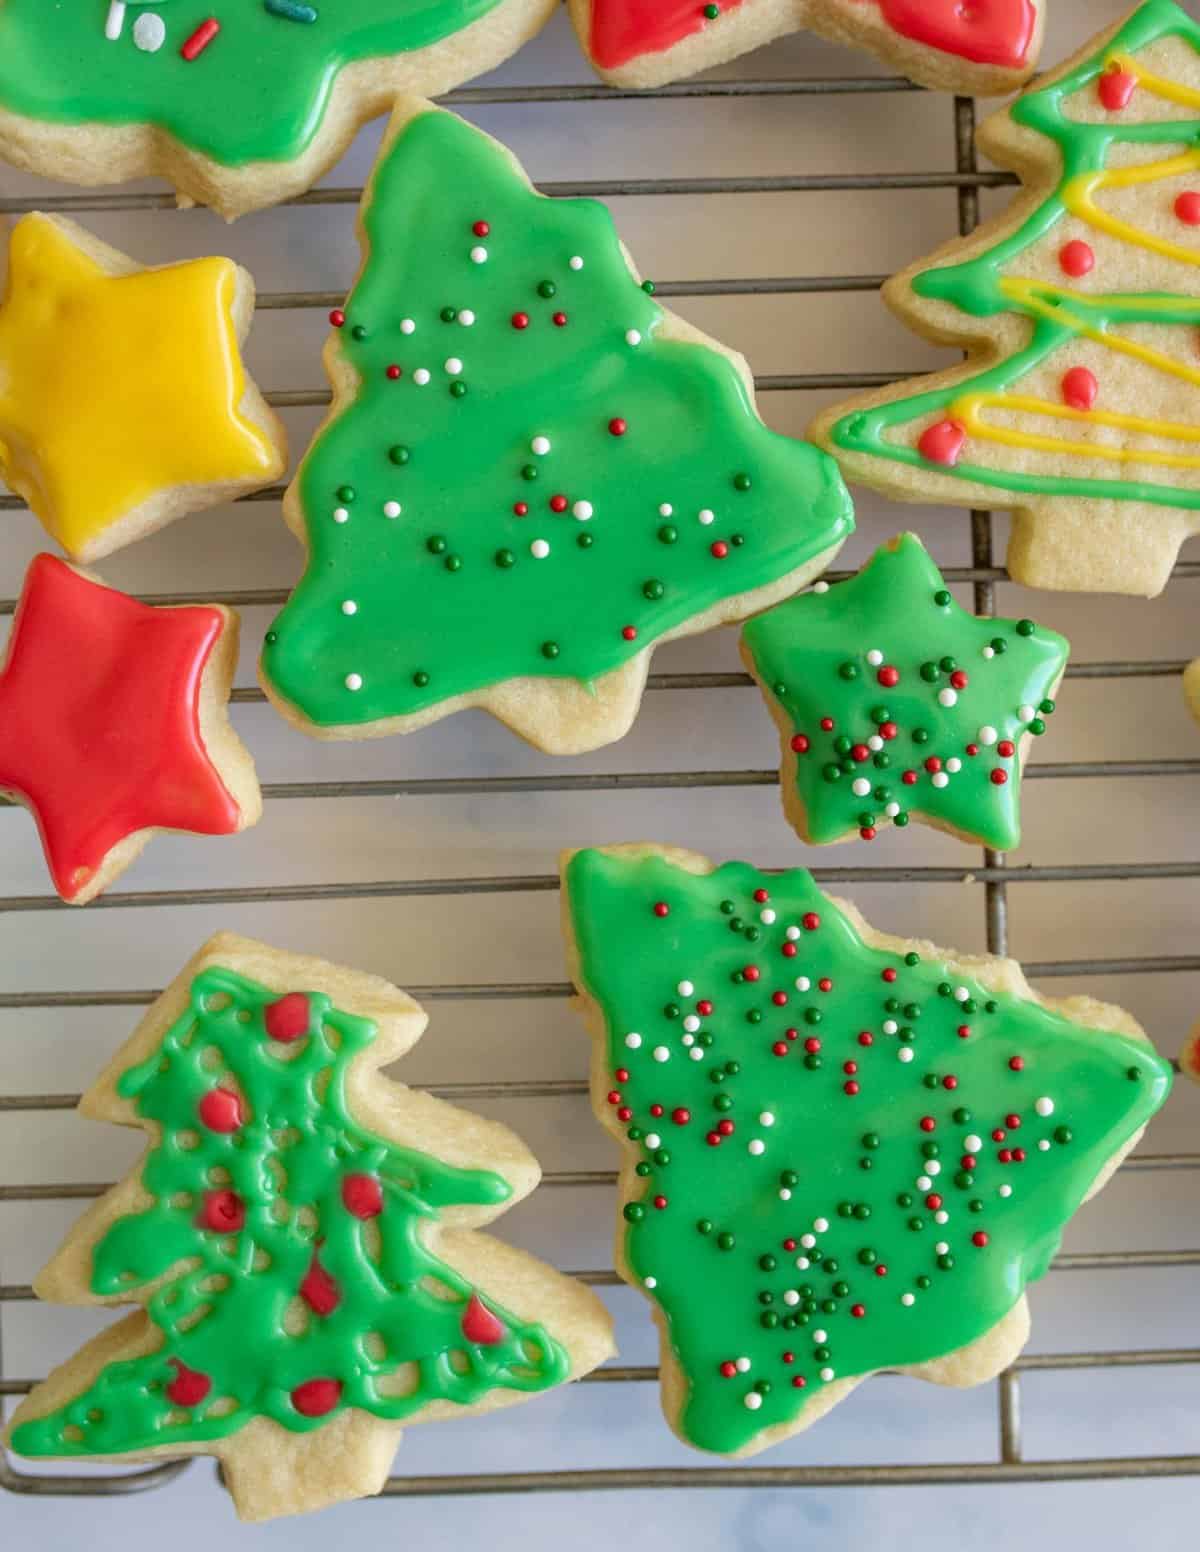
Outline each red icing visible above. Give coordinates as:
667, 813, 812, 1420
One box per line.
300, 1249, 342, 1315
342, 1173, 383, 1218
200, 1189, 245, 1233
588, 0, 1036, 72
198, 1087, 243, 1133
918, 419, 967, 467
291, 1378, 342, 1417
1059, 240, 1095, 278
0, 555, 242, 902
167, 1359, 212, 1408
1176, 192, 1200, 226
264, 992, 311, 1043
461, 1293, 506, 1345
1061, 367, 1098, 411
1098, 66, 1137, 111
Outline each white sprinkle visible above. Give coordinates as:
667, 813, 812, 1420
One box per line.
917, 1175, 932, 1192
748, 1139, 765, 1156
626, 329, 642, 346
413, 368, 431, 386
458, 310, 476, 326
938, 688, 958, 708
341, 600, 358, 616
133, 11, 165, 51
1038, 1139, 1051, 1152
946, 757, 962, 774
852, 778, 871, 798
965, 1135, 983, 1153
735, 1357, 751, 1373
444, 357, 463, 375
624, 1032, 642, 1049
659, 503, 674, 517
105, 1, 127, 39
800, 1235, 816, 1249
689, 1048, 704, 1061
901, 1292, 915, 1307
759, 1111, 775, 1127
926, 1159, 942, 1176
786, 926, 801, 941
470, 245, 488, 264
784, 1290, 800, 1306
760, 908, 776, 925
813, 1329, 828, 1344
868, 735, 884, 752
677, 979, 694, 996
569, 499, 595, 523
885, 803, 900, 818
999, 1184, 1013, 1197
683, 1015, 701, 1033
682, 1034, 694, 1047
1035, 1096, 1055, 1116
813, 581, 830, 594
813, 1217, 829, 1233
954, 986, 971, 1003
867, 650, 884, 666
400, 318, 416, 335
932, 772, 950, 789
898, 1048, 914, 1063
935, 1210, 948, 1224
345, 673, 363, 691
531, 435, 551, 455
935, 1241, 949, 1256
569, 255, 584, 270
698, 508, 715, 526
780, 1189, 793, 1202
982, 646, 995, 660
1019, 704, 1036, 722
333, 507, 349, 524
645, 1133, 661, 1150
744, 1392, 763, 1411
644, 1276, 657, 1289
383, 501, 401, 519
652, 1045, 670, 1063
883, 1020, 898, 1035
530, 539, 550, 559
794, 1254, 809, 1267
820, 1367, 835, 1382
795, 976, 811, 993
979, 725, 998, 746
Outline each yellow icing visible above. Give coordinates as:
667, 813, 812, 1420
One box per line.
0, 215, 280, 557
952, 389, 1200, 468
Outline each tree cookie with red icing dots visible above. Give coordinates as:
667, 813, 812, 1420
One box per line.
815, 1, 1200, 598
5, 933, 613, 1521
561, 843, 1170, 1454
0, 554, 261, 904
570, 0, 1044, 93
741, 534, 1069, 851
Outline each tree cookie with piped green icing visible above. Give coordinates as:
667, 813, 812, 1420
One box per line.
741, 535, 1068, 851
813, 0, 1200, 599
561, 843, 1170, 1455
0, 0, 558, 219
570, 0, 1044, 95
259, 100, 854, 756
4, 932, 613, 1521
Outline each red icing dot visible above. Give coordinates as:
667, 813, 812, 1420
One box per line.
877, 666, 900, 688
167, 1359, 211, 1408
328, 308, 345, 328
918, 418, 966, 467
552, 312, 568, 327
672, 1107, 691, 1125
264, 992, 311, 1044
342, 1173, 383, 1219
1059, 240, 1095, 278
462, 1293, 505, 1345
198, 1088, 242, 1134
291, 1378, 342, 1418
1098, 66, 1136, 111
300, 1251, 341, 1316
973, 1231, 990, 1248
802, 913, 821, 932
511, 312, 530, 330
790, 734, 810, 754
653, 901, 670, 918
549, 494, 568, 513
710, 541, 729, 559
991, 769, 1009, 786
1061, 366, 1098, 411
608, 417, 627, 436
385, 364, 402, 381
1176, 192, 1200, 226
622, 625, 638, 641
472, 220, 491, 237
200, 1189, 245, 1233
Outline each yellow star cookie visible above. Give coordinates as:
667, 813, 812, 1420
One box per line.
0, 214, 286, 562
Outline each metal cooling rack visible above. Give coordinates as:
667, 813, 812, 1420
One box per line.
1, 71, 1198, 1504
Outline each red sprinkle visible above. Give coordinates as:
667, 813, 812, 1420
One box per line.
791, 734, 810, 754
782, 942, 798, 958
1009, 1055, 1025, 1071
549, 494, 568, 513
943, 1075, 958, 1090
386, 364, 402, 380
958, 1025, 972, 1039
717, 1119, 735, 1137
991, 769, 1009, 786
1006, 1113, 1021, 1129
472, 220, 491, 237
877, 666, 900, 688
950, 670, 968, 690
743, 965, 761, 982
997, 740, 1015, 758
818, 978, 833, 992
672, 1108, 691, 1125
802, 913, 821, 932
720, 1360, 737, 1378
181, 17, 219, 60
920, 1116, 937, 1133
820, 717, 835, 732
753, 889, 770, 902
851, 1304, 866, 1318
882, 968, 897, 983
844, 1080, 860, 1096
553, 312, 568, 327
880, 721, 898, 741
328, 309, 345, 328
513, 501, 529, 516
608, 417, 627, 436
653, 901, 670, 918
697, 1001, 713, 1015
710, 541, 729, 559
653, 1195, 668, 1209
772, 1042, 789, 1056
926, 1194, 943, 1210
792, 1375, 807, 1388
650, 1104, 664, 1118
902, 770, 919, 786
857, 1031, 873, 1047
617, 1106, 632, 1122
972, 1231, 990, 1248
804, 1037, 821, 1054
511, 312, 530, 330
772, 991, 788, 1007
622, 625, 638, 641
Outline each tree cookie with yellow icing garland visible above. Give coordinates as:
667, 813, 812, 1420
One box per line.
259, 100, 854, 757
813, 0, 1200, 599
5, 932, 614, 1521
741, 535, 1069, 851
0, 214, 285, 563
570, 0, 1044, 94
0, 0, 559, 221
0, 554, 261, 904
561, 843, 1171, 1455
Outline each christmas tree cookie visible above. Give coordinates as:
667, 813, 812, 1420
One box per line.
260, 102, 853, 756
0, 0, 557, 219
0, 215, 285, 562
571, 0, 1043, 93
815, 0, 1200, 599
0, 555, 261, 904
562, 843, 1171, 1454
741, 535, 1068, 851
5, 934, 613, 1520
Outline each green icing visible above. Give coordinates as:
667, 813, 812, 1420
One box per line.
565, 849, 1171, 1455
830, 0, 1200, 510
261, 109, 853, 731
11, 965, 569, 1457
0, 0, 507, 166
741, 535, 1069, 851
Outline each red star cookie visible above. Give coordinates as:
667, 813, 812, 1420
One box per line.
0, 555, 261, 903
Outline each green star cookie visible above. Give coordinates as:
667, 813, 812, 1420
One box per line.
741, 534, 1069, 851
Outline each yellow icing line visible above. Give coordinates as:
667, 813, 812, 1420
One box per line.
952, 390, 1200, 469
